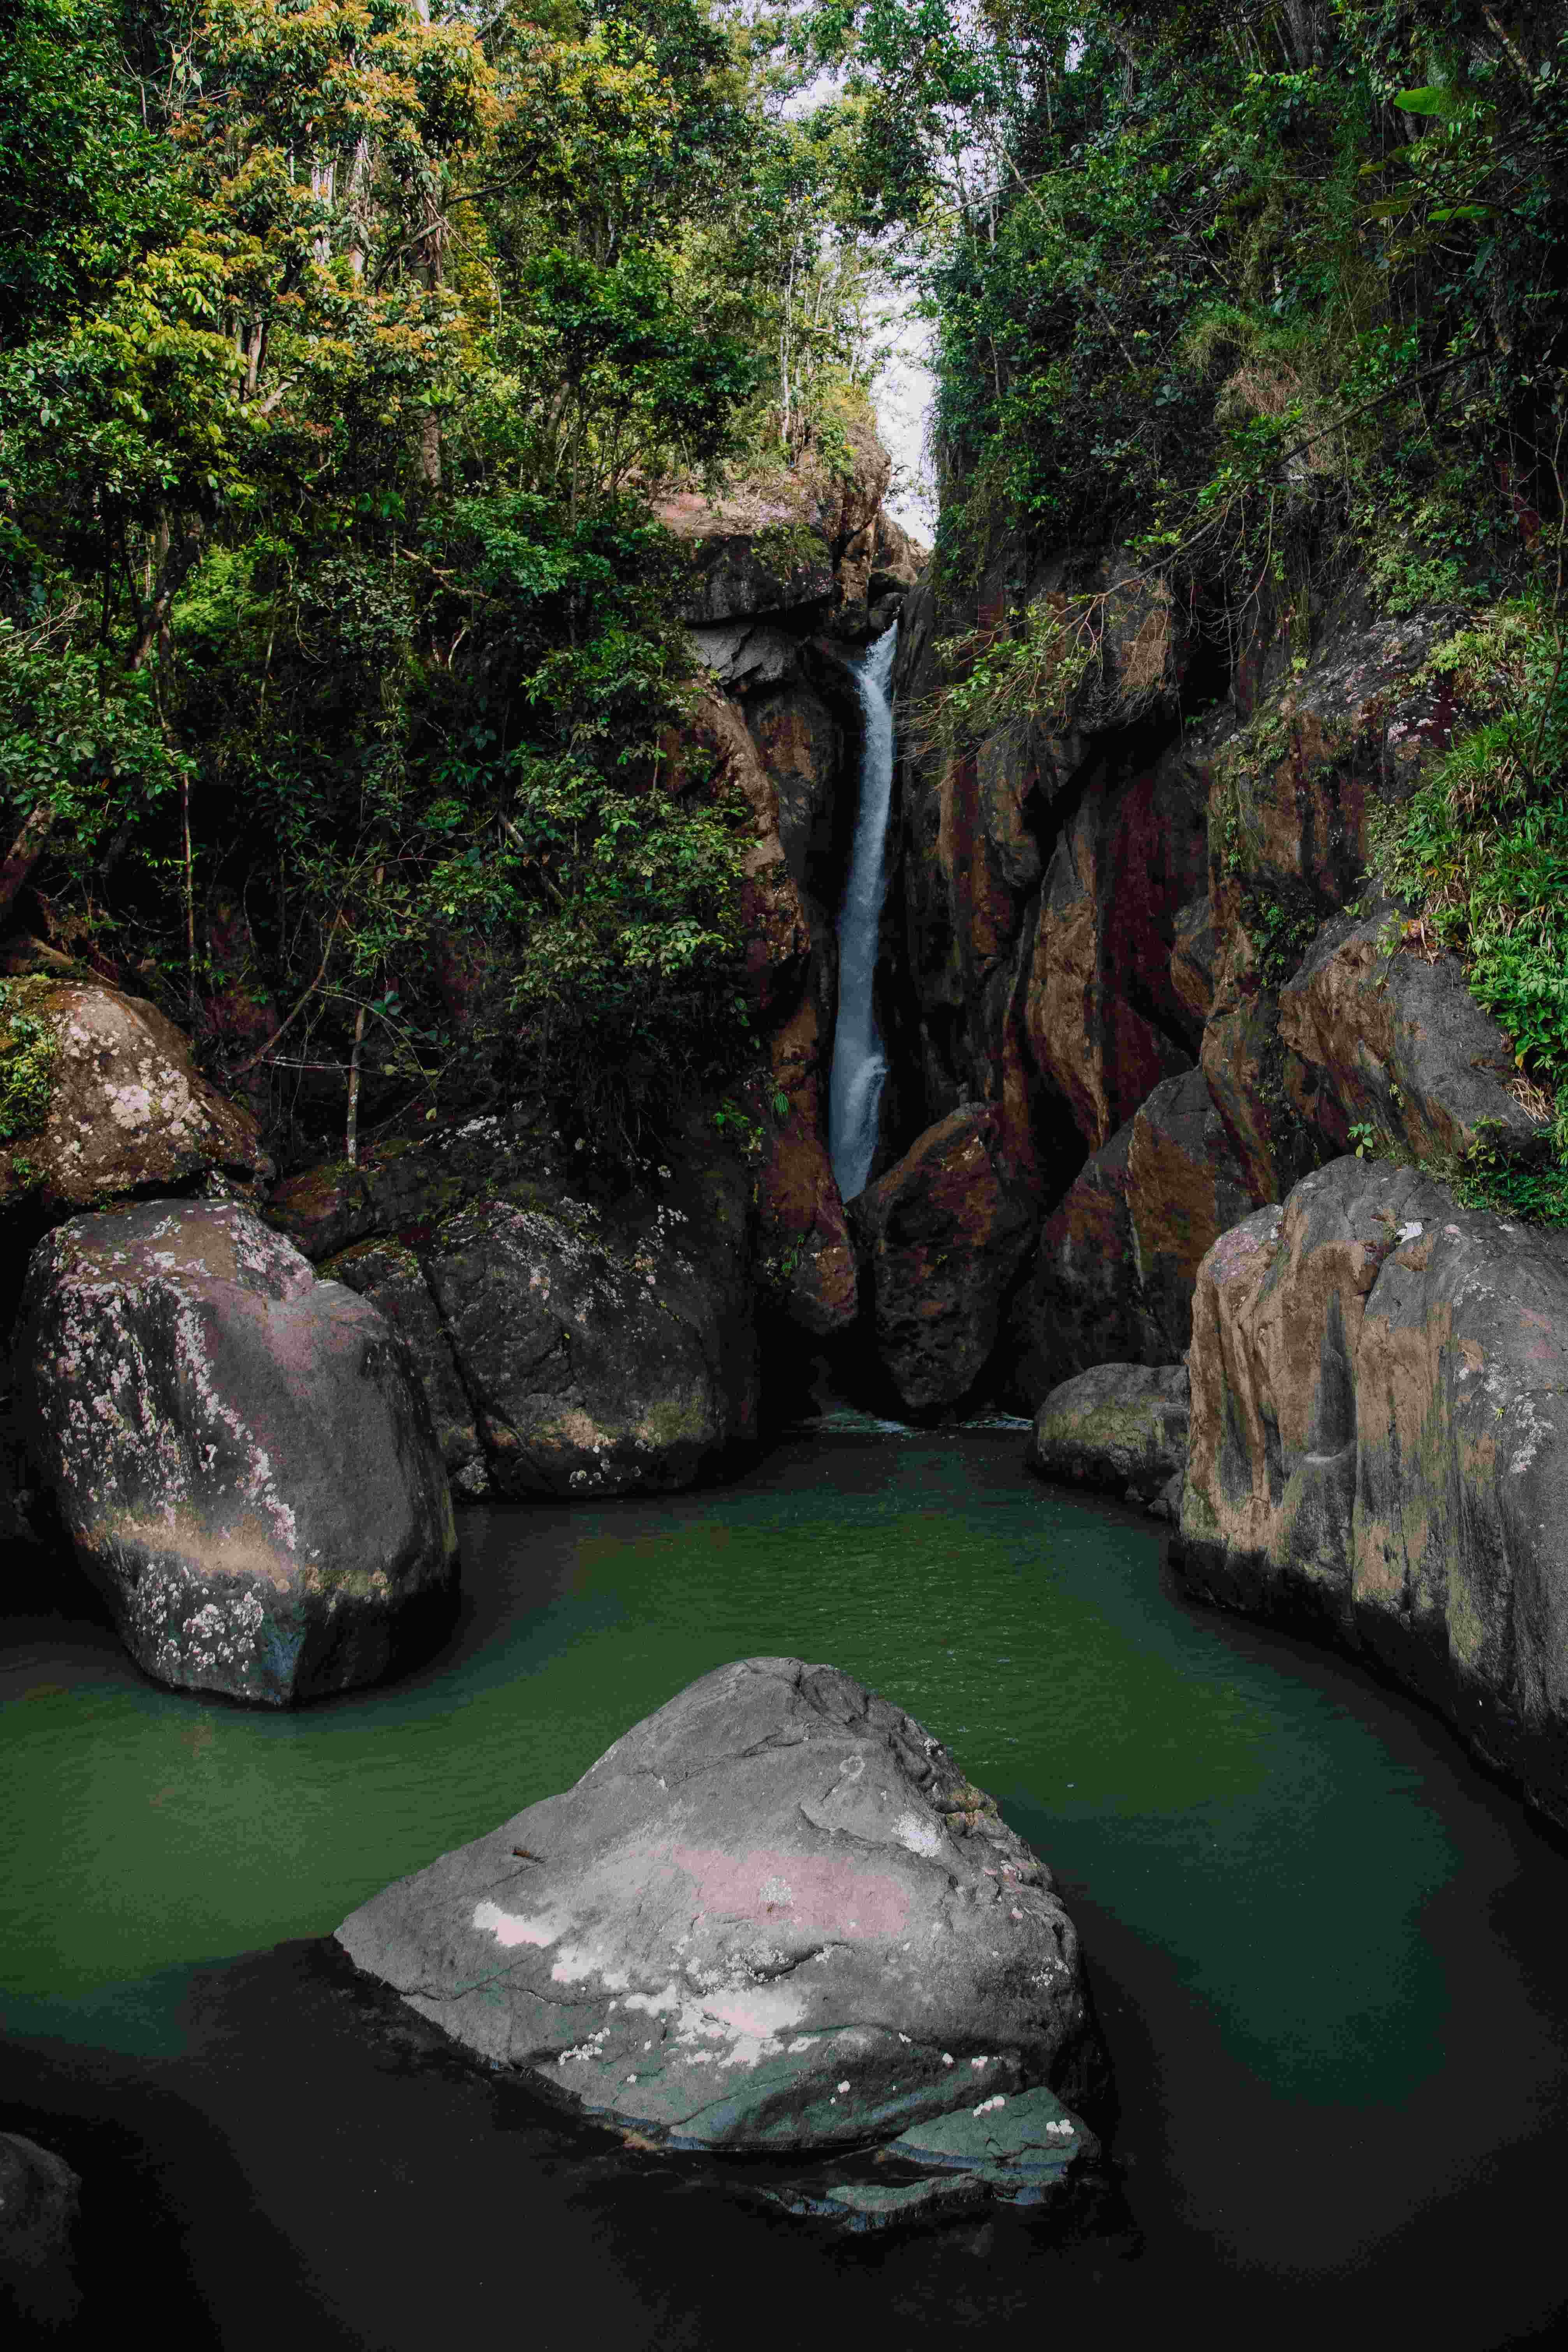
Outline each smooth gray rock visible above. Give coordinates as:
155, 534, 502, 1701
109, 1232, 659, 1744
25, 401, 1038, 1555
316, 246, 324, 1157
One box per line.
338, 1658, 1106, 2155
18, 1199, 458, 1704
1029, 1362, 1190, 1511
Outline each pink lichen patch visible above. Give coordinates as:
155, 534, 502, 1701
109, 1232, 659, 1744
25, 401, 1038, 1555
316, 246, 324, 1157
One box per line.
472, 1900, 563, 1949
670, 1844, 910, 1938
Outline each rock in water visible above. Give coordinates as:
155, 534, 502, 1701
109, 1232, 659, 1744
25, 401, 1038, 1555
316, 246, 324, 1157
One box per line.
19, 1199, 458, 1704
337, 1658, 1106, 2180
1029, 1362, 1189, 1516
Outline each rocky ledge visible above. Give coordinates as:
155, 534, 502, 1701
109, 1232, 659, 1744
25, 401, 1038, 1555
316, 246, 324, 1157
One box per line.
338, 1658, 1107, 2225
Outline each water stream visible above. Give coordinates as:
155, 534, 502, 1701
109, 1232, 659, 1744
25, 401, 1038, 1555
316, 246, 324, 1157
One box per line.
828, 623, 899, 1203
5, 1433, 1568, 2345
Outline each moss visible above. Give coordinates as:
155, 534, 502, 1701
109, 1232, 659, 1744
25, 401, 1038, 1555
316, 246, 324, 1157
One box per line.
637, 1398, 706, 1449
0, 978, 60, 1144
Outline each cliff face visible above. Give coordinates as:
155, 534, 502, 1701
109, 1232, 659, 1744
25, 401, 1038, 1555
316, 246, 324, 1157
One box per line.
862, 553, 1547, 1416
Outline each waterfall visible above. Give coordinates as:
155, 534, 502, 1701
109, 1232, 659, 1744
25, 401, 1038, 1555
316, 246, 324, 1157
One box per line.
828, 621, 899, 1204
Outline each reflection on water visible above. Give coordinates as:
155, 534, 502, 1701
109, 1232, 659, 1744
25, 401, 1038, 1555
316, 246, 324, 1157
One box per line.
4, 1433, 1568, 2345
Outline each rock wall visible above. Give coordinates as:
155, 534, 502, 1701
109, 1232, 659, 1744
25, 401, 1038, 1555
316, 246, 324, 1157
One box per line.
869, 556, 1549, 1415
1176, 1156, 1568, 1827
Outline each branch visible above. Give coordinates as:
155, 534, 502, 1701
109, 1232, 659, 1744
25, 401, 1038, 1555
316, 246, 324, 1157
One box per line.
0, 803, 55, 920
227, 905, 346, 1077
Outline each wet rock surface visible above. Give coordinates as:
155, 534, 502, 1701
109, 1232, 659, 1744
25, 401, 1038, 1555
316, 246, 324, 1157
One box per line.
1177, 1156, 1568, 1826
337, 1658, 1107, 2180
852, 1107, 1036, 1414
1029, 1363, 1189, 1516
18, 1199, 457, 1704
1010, 1072, 1256, 1408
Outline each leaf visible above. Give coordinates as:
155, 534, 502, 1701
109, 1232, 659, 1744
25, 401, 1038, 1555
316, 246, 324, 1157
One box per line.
1393, 86, 1461, 120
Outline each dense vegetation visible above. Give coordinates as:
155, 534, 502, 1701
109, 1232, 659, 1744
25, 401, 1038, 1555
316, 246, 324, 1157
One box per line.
820, 0, 1568, 1204
0, 0, 882, 1164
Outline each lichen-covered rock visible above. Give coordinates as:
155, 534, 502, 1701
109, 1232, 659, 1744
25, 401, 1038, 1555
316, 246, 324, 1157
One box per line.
0, 979, 259, 1215
18, 1200, 458, 1704
327, 1238, 488, 1496
1279, 901, 1549, 1165
280, 1120, 759, 1500
1019, 746, 1205, 1151
752, 993, 857, 1339
337, 1658, 1107, 2162
1029, 1363, 1189, 1514
1177, 1157, 1568, 1827
418, 1185, 757, 1498
853, 1106, 1036, 1412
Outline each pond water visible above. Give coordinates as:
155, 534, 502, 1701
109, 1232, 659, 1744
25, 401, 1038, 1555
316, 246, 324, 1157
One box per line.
5, 1431, 1568, 2346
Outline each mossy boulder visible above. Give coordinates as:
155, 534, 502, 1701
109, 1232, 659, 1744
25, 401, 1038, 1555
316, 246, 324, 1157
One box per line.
1029, 1361, 1190, 1516
0, 979, 258, 1216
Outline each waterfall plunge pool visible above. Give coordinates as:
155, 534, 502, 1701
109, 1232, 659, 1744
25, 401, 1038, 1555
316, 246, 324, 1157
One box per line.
4, 1431, 1568, 2346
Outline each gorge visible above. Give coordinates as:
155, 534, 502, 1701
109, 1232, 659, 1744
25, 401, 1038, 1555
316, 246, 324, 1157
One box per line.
5, 0, 1568, 2341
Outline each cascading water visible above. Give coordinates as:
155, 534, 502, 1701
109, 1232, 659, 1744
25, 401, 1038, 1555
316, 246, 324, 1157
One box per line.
828, 621, 899, 1203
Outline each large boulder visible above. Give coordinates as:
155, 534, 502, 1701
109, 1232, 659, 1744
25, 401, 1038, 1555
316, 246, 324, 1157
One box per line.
0, 979, 259, 1218
1177, 1157, 1568, 1827
338, 1658, 1107, 2171
853, 1107, 1036, 1412
18, 1199, 457, 1704
414, 1192, 755, 1498
1029, 1363, 1189, 1516
301, 1131, 759, 1502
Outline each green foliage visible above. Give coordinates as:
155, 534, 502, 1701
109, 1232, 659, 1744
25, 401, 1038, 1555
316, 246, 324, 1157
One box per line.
917, 594, 1097, 749
1371, 591, 1568, 1175
0, 0, 882, 1169
0, 981, 59, 1144
824, 0, 1567, 640
1448, 1123, 1568, 1225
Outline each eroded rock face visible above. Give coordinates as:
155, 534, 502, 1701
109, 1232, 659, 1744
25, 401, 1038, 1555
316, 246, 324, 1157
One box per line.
853, 1107, 1036, 1412
1279, 903, 1549, 1165
1177, 1157, 1568, 1826
0, 980, 259, 1217
337, 1657, 1107, 2162
19, 1200, 457, 1704
1009, 1070, 1257, 1408
1029, 1363, 1189, 1516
